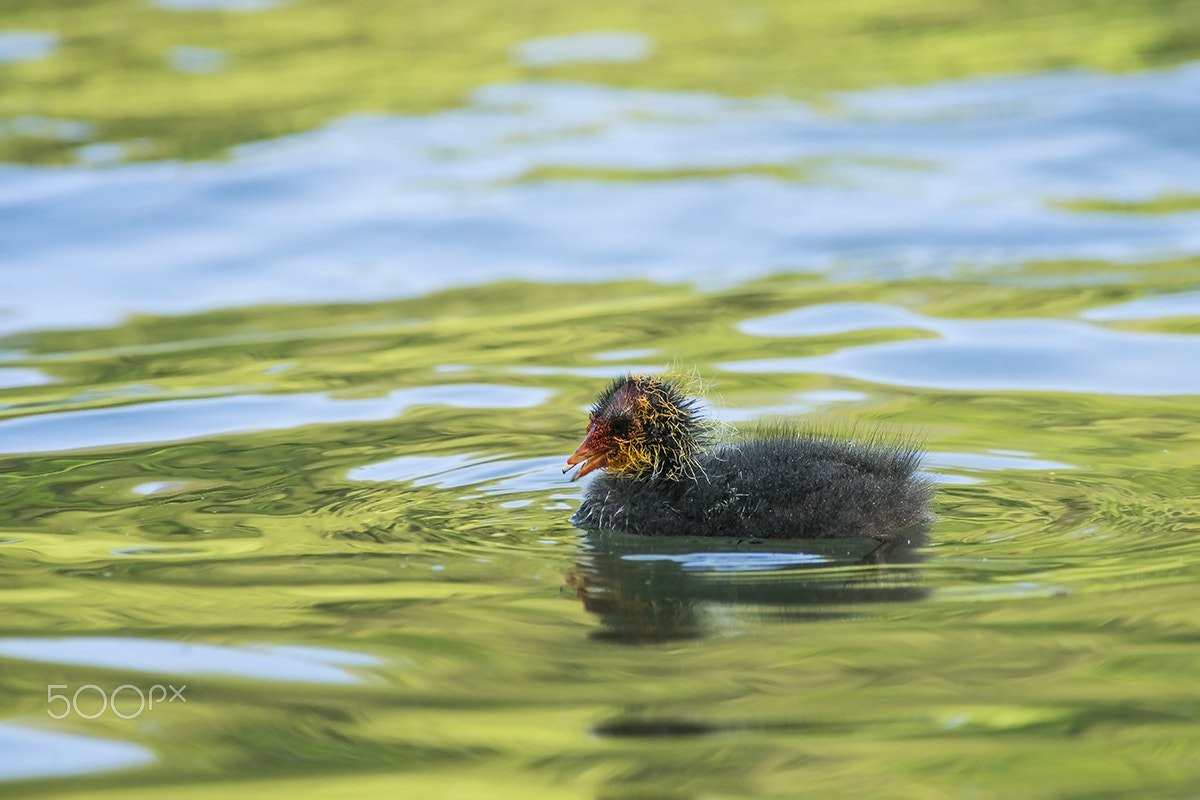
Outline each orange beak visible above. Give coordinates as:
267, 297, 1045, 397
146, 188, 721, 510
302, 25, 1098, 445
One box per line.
563, 423, 608, 481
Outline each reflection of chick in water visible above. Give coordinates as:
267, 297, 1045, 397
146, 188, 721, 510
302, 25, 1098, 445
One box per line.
565, 374, 933, 546
568, 547, 702, 644
569, 530, 930, 644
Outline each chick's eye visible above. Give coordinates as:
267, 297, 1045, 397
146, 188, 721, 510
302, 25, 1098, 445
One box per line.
609, 416, 631, 438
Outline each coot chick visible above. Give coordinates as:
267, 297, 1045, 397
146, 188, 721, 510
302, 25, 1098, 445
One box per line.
564, 374, 932, 540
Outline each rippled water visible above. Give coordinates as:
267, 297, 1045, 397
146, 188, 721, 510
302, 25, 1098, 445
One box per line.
6, 62, 1200, 333
3, 17, 1200, 799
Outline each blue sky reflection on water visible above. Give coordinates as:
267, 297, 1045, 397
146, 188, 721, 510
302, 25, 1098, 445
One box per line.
2, 63, 1200, 336
0, 31, 58, 64
732, 303, 1200, 395
0, 637, 380, 684
0, 384, 552, 454
0, 723, 155, 782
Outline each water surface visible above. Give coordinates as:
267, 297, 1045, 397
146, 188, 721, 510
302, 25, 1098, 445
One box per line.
2, 10, 1200, 800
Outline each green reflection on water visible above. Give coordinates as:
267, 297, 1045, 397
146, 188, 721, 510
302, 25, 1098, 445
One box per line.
510, 156, 935, 186
1054, 194, 1200, 215
1, 265, 1199, 796
3, 0, 1200, 162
